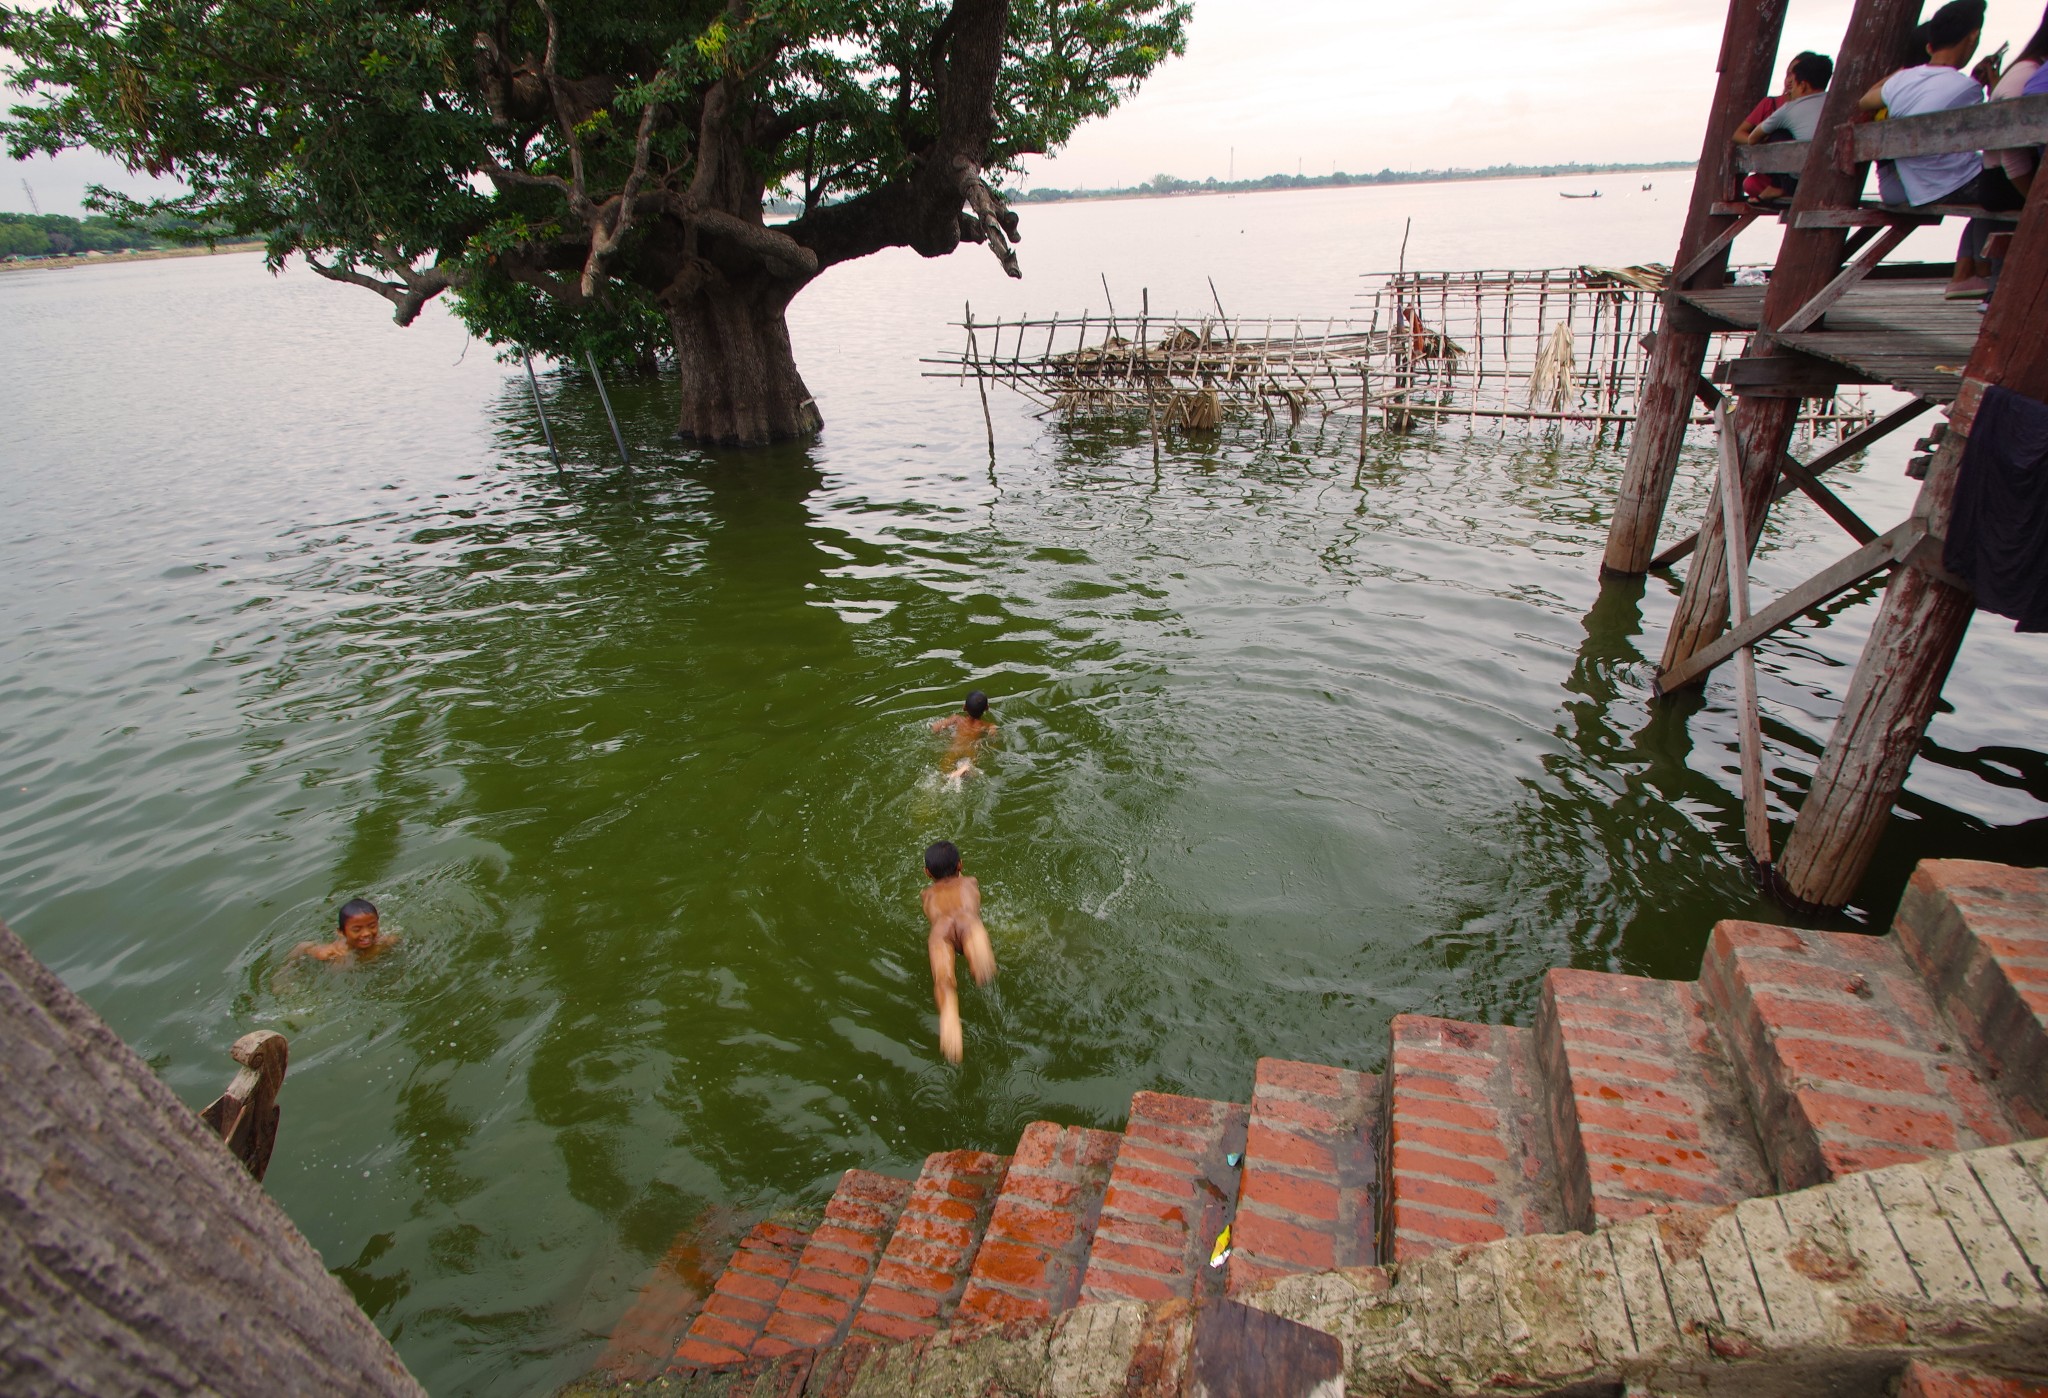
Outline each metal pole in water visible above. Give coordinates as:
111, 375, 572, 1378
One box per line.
522, 349, 561, 468
585, 349, 631, 466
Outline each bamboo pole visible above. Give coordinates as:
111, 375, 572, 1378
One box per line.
966, 303, 996, 466
1713, 402, 1775, 871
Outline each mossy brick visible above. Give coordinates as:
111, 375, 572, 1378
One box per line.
847, 1149, 1008, 1344
1894, 859, 2048, 1137
1700, 920, 2020, 1191
1383, 1016, 1567, 1261
957, 1123, 1120, 1328
1079, 1093, 1246, 1306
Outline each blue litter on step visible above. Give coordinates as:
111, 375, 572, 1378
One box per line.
1226, 1152, 1242, 1168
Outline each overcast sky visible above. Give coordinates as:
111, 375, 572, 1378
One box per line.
9, 0, 2048, 214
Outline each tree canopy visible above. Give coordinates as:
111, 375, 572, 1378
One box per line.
2, 0, 1189, 442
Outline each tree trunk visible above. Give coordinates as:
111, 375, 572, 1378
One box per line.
0, 918, 423, 1398
666, 271, 823, 448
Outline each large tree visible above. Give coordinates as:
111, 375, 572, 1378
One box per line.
2, 0, 1187, 444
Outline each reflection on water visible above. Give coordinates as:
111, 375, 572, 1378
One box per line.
2, 202, 2042, 1397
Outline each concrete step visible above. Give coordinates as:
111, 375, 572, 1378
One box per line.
1700, 920, 2019, 1191
1224, 1058, 1379, 1296
751, 1168, 913, 1357
847, 1149, 1009, 1344
672, 1219, 809, 1368
955, 1122, 1122, 1326
1077, 1091, 1248, 1306
1380, 1014, 1568, 1261
1893, 859, 2048, 1137
1536, 969, 1771, 1229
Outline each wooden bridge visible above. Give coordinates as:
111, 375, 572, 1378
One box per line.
1603, 0, 2048, 912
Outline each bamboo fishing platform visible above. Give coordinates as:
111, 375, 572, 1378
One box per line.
1601, 0, 2048, 914
929, 267, 1875, 437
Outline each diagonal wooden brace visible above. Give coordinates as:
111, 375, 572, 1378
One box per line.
1775, 222, 1917, 333
1655, 518, 1927, 694
1649, 397, 1933, 568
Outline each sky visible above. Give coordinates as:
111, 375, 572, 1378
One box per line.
7, 0, 2047, 215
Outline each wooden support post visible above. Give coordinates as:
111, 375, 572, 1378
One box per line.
1776, 174, 2048, 909
0, 919, 424, 1396
1602, 0, 1788, 575
1659, 0, 1927, 676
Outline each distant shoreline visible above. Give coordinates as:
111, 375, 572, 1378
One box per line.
1012, 162, 1697, 207
0, 241, 265, 274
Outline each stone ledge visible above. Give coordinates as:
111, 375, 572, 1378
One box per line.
562, 1139, 2048, 1396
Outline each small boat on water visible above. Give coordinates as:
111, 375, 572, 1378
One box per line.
1560, 191, 1602, 199
1642, 182, 1654, 190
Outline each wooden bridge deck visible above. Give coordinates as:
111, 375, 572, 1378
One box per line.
1680, 280, 1982, 403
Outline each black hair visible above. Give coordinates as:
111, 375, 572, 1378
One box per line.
1921, 0, 1986, 54
964, 690, 989, 719
338, 897, 378, 928
2020, 4, 2048, 64
1788, 51, 1833, 89
924, 841, 961, 880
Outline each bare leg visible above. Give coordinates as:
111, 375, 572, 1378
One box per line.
963, 917, 997, 987
929, 932, 964, 1063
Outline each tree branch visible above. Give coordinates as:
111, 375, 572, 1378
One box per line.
302, 249, 464, 326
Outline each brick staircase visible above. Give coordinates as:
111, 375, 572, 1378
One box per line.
599, 859, 2048, 1386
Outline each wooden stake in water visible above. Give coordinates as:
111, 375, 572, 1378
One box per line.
965, 302, 996, 467
1714, 401, 1773, 873
585, 349, 631, 466
523, 349, 560, 469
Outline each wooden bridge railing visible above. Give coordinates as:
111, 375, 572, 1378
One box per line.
1733, 93, 2048, 180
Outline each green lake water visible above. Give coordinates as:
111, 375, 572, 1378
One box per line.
3, 177, 2042, 1394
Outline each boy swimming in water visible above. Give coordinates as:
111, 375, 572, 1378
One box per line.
921, 841, 996, 1064
932, 690, 995, 784
291, 898, 398, 963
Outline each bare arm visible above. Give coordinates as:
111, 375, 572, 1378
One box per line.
1860, 80, 1889, 114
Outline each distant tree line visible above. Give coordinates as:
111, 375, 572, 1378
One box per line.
1012, 161, 1692, 203
0, 211, 175, 257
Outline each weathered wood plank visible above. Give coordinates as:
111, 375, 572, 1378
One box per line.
1736, 140, 1810, 175
1853, 92, 2048, 162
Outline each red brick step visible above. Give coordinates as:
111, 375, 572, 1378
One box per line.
955, 1122, 1122, 1326
1077, 1092, 1248, 1306
1537, 969, 1770, 1229
1893, 860, 2048, 1137
1225, 1058, 1379, 1296
752, 1169, 913, 1356
672, 1219, 809, 1368
1700, 920, 2019, 1190
847, 1149, 1009, 1344
1381, 1015, 1568, 1261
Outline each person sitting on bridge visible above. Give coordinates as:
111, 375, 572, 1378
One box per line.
1740, 51, 1833, 203
1862, 1, 2023, 299
1984, 9, 2048, 201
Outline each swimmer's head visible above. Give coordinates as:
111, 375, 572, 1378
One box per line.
964, 691, 989, 719
338, 897, 380, 949
924, 840, 961, 880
